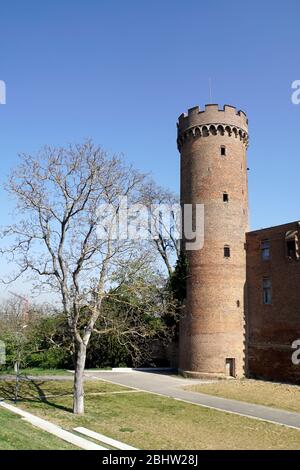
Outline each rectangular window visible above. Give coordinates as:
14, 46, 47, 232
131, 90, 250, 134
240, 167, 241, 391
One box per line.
263, 277, 272, 304
287, 240, 296, 258
286, 231, 299, 260
223, 193, 229, 202
220, 145, 226, 156
224, 246, 230, 258
261, 240, 270, 260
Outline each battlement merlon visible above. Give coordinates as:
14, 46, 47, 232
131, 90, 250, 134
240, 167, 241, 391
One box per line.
177, 104, 248, 134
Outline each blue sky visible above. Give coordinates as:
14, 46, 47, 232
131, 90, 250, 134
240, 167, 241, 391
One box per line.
0, 0, 300, 295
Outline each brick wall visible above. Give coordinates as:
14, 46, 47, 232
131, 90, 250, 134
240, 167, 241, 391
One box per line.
246, 221, 300, 383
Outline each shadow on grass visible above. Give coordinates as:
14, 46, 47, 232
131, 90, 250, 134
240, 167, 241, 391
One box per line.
0, 377, 73, 413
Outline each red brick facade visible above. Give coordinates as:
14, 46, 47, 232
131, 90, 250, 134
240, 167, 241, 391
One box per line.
246, 222, 300, 383
178, 105, 249, 378
178, 104, 300, 383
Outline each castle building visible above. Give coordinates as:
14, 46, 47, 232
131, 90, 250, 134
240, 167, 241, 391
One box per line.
177, 104, 300, 383
247, 221, 300, 383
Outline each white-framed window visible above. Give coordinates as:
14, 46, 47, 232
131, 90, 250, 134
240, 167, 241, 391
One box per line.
220, 145, 226, 156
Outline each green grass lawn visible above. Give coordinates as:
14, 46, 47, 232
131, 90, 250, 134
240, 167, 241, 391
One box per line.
186, 379, 300, 413
0, 378, 300, 450
0, 407, 76, 450
0, 367, 72, 376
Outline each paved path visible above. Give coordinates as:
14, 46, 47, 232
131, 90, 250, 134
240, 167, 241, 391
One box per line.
85, 370, 300, 430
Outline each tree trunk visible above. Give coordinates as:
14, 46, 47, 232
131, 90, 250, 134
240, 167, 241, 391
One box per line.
73, 342, 87, 415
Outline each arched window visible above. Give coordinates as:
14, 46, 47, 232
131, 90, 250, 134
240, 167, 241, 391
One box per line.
202, 126, 209, 137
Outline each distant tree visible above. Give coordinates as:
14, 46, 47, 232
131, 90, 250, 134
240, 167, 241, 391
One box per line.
168, 251, 188, 304
94, 261, 169, 367
164, 251, 189, 341
25, 312, 73, 369
0, 304, 75, 371
0, 299, 30, 402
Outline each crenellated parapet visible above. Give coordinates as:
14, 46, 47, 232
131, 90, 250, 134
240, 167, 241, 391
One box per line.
177, 104, 249, 150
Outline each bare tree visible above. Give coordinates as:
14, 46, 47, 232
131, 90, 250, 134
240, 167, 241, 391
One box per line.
140, 181, 179, 278
1, 140, 153, 414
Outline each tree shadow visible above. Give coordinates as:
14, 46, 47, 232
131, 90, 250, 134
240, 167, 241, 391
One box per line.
27, 377, 73, 412
0, 376, 73, 413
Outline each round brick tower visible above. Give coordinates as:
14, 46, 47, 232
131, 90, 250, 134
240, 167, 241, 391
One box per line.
177, 104, 249, 378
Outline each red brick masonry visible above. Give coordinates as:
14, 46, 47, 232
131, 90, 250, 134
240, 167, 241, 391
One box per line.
178, 105, 248, 378
178, 104, 300, 383
246, 221, 300, 383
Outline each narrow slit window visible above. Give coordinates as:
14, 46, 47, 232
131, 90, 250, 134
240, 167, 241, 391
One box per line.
223, 193, 229, 203
263, 277, 272, 305
220, 145, 226, 156
261, 240, 270, 260
224, 245, 230, 258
